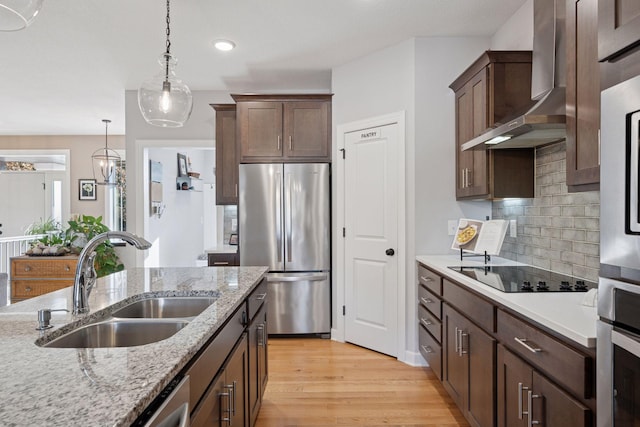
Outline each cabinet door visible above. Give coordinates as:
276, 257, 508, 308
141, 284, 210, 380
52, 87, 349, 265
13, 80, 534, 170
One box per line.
455, 83, 474, 199
442, 305, 467, 409
497, 345, 532, 427
258, 304, 268, 398
215, 106, 239, 205
225, 333, 248, 427
190, 371, 227, 427
283, 101, 330, 160
248, 305, 264, 427
598, 0, 640, 61
238, 102, 283, 160
566, 0, 600, 189
466, 320, 495, 427
531, 371, 592, 427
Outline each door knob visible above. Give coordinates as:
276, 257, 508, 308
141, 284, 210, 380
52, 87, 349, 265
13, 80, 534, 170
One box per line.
386, 248, 395, 256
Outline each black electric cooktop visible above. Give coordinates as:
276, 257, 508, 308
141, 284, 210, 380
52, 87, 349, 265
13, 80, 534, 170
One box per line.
448, 265, 598, 293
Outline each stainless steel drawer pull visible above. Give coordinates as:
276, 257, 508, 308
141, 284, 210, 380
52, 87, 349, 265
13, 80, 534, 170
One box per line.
517, 382, 527, 419
527, 390, 541, 427
455, 327, 460, 354
213, 262, 230, 265
420, 317, 433, 327
420, 297, 434, 304
421, 345, 433, 354
255, 293, 267, 300
420, 275, 433, 282
515, 337, 542, 353
459, 331, 468, 356
24, 266, 31, 272
25, 286, 32, 292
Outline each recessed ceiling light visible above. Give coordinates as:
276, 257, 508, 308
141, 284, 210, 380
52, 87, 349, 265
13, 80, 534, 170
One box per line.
213, 40, 236, 51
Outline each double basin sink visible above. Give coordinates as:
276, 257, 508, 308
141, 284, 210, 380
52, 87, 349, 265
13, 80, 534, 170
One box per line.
42, 297, 217, 349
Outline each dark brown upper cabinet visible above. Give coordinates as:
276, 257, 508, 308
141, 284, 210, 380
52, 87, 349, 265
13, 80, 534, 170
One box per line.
566, 0, 600, 191
449, 51, 535, 200
211, 104, 238, 205
231, 94, 332, 163
598, 0, 640, 62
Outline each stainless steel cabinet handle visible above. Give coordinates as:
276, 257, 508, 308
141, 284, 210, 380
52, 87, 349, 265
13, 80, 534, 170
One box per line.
460, 168, 465, 188
285, 172, 292, 263
455, 327, 460, 355
514, 337, 542, 353
459, 330, 468, 356
275, 170, 282, 264
419, 275, 433, 282
231, 380, 237, 416
420, 317, 433, 327
220, 390, 231, 425
277, 135, 281, 151
214, 262, 230, 265
421, 345, 433, 354
258, 323, 265, 347
24, 266, 31, 272
255, 293, 267, 300
235, 183, 238, 197
527, 390, 541, 426
420, 297, 434, 305
518, 382, 525, 420
289, 135, 292, 150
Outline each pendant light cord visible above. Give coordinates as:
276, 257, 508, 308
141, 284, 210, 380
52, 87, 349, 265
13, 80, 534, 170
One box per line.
164, 0, 171, 81
103, 119, 111, 152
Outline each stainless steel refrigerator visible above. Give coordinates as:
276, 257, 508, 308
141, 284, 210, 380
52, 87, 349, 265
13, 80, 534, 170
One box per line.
239, 163, 330, 335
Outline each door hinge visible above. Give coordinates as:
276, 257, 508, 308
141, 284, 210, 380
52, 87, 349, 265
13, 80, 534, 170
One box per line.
42, 183, 45, 190
339, 148, 345, 159
342, 227, 345, 238
342, 305, 345, 316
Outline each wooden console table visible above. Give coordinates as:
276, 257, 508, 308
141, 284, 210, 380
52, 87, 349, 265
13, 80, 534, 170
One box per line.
10, 255, 78, 302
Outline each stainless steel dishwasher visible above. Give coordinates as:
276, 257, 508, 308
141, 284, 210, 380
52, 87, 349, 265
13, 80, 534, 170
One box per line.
132, 375, 190, 427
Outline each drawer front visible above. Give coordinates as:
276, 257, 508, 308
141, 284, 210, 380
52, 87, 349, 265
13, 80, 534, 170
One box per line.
418, 303, 442, 342
207, 252, 238, 266
418, 263, 442, 295
497, 309, 592, 399
247, 278, 267, 321
443, 278, 494, 333
418, 284, 442, 320
11, 258, 77, 278
11, 280, 73, 298
419, 324, 442, 380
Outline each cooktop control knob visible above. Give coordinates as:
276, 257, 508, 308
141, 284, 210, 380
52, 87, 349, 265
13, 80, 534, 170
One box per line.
575, 280, 588, 291
560, 281, 572, 291
536, 281, 549, 291
521, 281, 533, 291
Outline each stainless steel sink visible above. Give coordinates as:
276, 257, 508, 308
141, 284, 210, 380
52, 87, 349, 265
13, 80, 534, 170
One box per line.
111, 297, 217, 319
42, 319, 189, 348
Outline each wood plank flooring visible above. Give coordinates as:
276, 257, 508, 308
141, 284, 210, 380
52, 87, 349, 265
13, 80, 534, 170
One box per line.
255, 338, 469, 427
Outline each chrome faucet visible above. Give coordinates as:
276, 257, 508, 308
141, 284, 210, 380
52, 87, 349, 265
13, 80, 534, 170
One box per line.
73, 231, 152, 315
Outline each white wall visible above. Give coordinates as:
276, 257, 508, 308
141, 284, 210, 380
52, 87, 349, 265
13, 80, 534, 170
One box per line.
125, 90, 233, 266
145, 147, 214, 267
491, 0, 534, 50
332, 36, 493, 361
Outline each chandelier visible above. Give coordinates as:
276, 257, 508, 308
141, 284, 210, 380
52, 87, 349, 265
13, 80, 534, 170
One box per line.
0, 0, 43, 31
91, 119, 121, 186
137, 0, 192, 128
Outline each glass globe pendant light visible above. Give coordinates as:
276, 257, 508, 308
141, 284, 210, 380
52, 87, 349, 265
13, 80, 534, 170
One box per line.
92, 119, 121, 186
0, 0, 43, 31
138, 0, 193, 128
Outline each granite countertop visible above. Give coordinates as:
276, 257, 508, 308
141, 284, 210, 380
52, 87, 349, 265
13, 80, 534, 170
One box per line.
0, 266, 268, 427
205, 245, 238, 254
416, 255, 597, 348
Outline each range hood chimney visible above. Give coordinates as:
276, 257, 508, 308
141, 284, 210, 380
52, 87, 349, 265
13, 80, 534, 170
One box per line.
462, 0, 566, 151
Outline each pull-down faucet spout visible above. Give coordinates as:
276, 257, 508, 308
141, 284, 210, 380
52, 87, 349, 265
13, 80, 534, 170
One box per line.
72, 231, 152, 316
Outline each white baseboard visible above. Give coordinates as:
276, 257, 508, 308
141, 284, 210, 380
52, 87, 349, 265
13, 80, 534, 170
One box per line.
403, 350, 428, 367
330, 328, 344, 342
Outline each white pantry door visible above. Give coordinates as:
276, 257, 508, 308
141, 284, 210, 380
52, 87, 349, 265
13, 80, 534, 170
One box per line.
344, 123, 399, 357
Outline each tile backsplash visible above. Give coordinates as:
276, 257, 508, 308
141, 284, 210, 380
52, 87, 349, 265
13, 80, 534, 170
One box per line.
492, 141, 600, 282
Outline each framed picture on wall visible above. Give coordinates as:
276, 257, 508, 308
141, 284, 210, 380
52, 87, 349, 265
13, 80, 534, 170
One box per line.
79, 179, 97, 201
177, 153, 188, 177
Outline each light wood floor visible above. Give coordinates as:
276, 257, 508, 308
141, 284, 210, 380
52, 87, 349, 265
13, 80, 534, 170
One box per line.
255, 338, 469, 427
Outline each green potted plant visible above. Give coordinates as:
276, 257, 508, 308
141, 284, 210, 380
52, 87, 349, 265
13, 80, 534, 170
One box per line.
65, 215, 124, 277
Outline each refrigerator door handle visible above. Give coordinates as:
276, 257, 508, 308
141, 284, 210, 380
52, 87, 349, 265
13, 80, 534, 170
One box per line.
267, 274, 328, 282
275, 170, 283, 264
286, 172, 293, 263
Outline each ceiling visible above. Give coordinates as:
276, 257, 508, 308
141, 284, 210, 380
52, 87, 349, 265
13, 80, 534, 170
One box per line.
0, 0, 526, 135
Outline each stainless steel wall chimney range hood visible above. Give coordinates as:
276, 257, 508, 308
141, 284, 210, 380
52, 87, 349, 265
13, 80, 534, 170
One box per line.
462, 0, 566, 151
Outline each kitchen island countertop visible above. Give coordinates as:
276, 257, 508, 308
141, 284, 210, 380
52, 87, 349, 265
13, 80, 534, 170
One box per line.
0, 265, 267, 426
416, 255, 597, 348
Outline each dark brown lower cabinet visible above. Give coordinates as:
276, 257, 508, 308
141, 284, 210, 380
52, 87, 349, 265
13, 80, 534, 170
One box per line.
442, 304, 495, 427
497, 344, 591, 427
248, 302, 268, 427
191, 333, 248, 427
